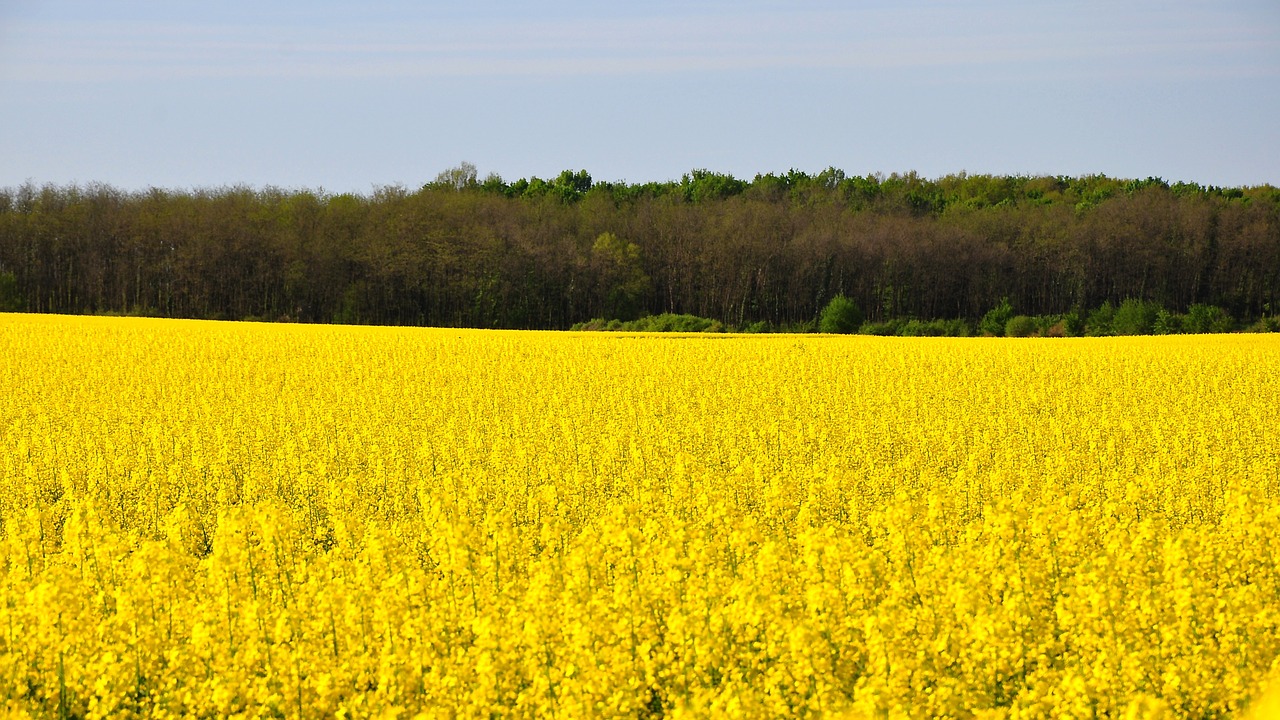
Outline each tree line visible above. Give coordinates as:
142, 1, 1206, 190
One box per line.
0, 167, 1277, 331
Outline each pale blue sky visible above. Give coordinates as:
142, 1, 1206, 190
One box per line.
1, 1, 1277, 192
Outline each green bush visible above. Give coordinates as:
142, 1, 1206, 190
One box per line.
897, 319, 938, 337
1112, 298, 1162, 335
1183, 304, 1233, 334
859, 319, 901, 336
980, 298, 1014, 336
1152, 309, 1183, 335
1060, 310, 1086, 337
1248, 316, 1280, 333
571, 313, 725, 332
1086, 301, 1116, 336
1004, 315, 1038, 338
818, 295, 864, 334
639, 313, 724, 332
1037, 315, 1073, 337
778, 318, 818, 334
941, 318, 973, 337
897, 318, 968, 337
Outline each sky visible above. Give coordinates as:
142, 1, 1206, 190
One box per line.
1, 0, 1277, 193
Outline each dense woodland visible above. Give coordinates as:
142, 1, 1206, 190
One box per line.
1, 166, 1278, 331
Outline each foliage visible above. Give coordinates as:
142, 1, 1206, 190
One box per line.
431, 161, 479, 191
980, 298, 1015, 337
1249, 316, 1280, 333
1004, 314, 1039, 337
896, 318, 943, 337
680, 169, 748, 203
1182, 303, 1234, 334
1153, 308, 1183, 335
0, 270, 22, 312
859, 319, 902, 336
333, 281, 367, 325
1086, 301, 1116, 336
1111, 298, 1163, 336
818, 294, 863, 334
590, 232, 651, 322
934, 318, 973, 337
944, 318, 973, 336
3, 316, 1280, 717
895, 318, 971, 337
1054, 310, 1083, 337
0, 173, 1278, 330
572, 313, 723, 332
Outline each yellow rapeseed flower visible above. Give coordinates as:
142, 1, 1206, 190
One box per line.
0, 314, 1278, 718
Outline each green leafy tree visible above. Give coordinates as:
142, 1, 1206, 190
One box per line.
432, 162, 478, 191
1, 174, 1277, 330
980, 298, 1014, 336
551, 170, 592, 202
819, 295, 863, 334
1153, 309, 1183, 335
681, 170, 747, 203
479, 172, 508, 195
591, 232, 650, 321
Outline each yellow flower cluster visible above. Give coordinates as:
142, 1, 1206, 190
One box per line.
2, 314, 1279, 718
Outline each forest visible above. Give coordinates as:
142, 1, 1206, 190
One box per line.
1, 166, 1277, 333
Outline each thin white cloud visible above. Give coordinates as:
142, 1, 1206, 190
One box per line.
1, 5, 1275, 82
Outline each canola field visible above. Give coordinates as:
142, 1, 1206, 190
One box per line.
2, 314, 1280, 719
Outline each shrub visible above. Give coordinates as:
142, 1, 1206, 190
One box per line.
819, 295, 864, 334
859, 320, 901, 336
1183, 304, 1233, 334
897, 318, 964, 337
1040, 314, 1079, 337
640, 313, 724, 332
980, 298, 1015, 337
1005, 315, 1039, 338
788, 318, 819, 334
897, 319, 935, 337
1248, 316, 1280, 333
571, 313, 725, 332
647, 315, 679, 331
1112, 299, 1163, 336
1119, 300, 1165, 335
1152, 309, 1182, 335
1060, 311, 1086, 337
1086, 301, 1116, 336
